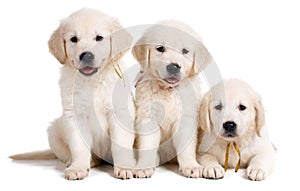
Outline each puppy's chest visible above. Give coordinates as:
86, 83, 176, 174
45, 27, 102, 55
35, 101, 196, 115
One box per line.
60, 71, 113, 113
210, 142, 255, 168
151, 92, 182, 129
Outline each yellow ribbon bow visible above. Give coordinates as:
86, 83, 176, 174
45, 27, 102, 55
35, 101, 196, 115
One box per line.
114, 63, 125, 86
224, 141, 241, 172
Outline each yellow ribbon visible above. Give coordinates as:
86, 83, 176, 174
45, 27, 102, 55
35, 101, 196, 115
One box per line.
224, 141, 241, 172
114, 63, 125, 86
114, 63, 122, 79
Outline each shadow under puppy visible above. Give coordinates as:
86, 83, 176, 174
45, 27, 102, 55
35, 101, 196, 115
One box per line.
10, 8, 135, 180
133, 20, 212, 178
198, 79, 276, 181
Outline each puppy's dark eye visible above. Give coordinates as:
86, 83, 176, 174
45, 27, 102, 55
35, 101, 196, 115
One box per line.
96, 35, 103, 41
156, 46, 165, 53
238, 104, 247, 111
70, 36, 78, 43
214, 104, 223, 111
182, 48, 189, 54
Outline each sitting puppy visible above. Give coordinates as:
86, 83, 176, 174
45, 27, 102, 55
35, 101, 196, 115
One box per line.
132, 20, 212, 178
10, 8, 135, 180
198, 79, 276, 181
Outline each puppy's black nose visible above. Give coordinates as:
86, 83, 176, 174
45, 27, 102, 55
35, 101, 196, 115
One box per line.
223, 121, 237, 132
79, 52, 94, 63
166, 63, 181, 74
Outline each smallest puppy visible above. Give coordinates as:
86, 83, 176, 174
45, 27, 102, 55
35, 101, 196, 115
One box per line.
198, 79, 276, 181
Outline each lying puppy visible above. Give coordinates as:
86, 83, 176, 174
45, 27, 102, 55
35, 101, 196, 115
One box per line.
10, 8, 135, 180
133, 20, 212, 178
198, 79, 276, 180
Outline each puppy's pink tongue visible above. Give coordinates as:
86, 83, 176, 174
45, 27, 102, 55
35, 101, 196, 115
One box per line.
81, 67, 94, 74
166, 77, 178, 83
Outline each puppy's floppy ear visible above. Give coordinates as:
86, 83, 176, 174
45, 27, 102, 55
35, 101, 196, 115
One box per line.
109, 20, 132, 63
254, 96, 265, 137
132, 41, 150, 69
48, 22, 66, 64
190, 44, 212, 76
199, 92, 212, 133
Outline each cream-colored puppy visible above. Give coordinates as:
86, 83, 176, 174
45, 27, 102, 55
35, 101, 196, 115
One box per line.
11, 8, 135, 180
133, 20, 212, 178
198, 79, 276, 181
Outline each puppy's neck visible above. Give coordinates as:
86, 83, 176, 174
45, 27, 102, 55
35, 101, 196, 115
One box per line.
62, 61, 118, 85
135, 71, 179, 91
217, 132, 257, 149
158, 82, 179, 91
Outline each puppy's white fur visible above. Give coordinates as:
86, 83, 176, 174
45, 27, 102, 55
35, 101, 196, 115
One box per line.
198, 79, 276, 180
11, 8, 135, 180
133, 20, 212, 178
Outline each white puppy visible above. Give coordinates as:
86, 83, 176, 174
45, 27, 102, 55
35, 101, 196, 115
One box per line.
132, 20, 212, 178
198, 79, 276, 181
11, 8, 135, 180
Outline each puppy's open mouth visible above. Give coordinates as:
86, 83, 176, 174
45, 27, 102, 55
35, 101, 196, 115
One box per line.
222, 132, 237, 139
79, 66, 98, 76
163, 77, 180, 84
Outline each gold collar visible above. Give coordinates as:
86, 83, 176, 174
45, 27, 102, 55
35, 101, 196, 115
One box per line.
114, 63, 125, 86
224, 141, 241, 172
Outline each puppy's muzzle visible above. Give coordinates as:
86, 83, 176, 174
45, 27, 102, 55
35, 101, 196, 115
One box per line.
223, 121, 237, 138
78, 51, 98, 76
163, 63, 181, 85
166, 63, 181, 74
80, 51, 94, 63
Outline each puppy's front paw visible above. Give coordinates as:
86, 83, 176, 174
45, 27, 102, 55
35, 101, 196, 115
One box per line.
247, 167, 266, 181
65, 166, 89, 180
180, 165, 203, 178
114, 167, 134, 179
134, 168, 155, 178
202, 164, 225, 179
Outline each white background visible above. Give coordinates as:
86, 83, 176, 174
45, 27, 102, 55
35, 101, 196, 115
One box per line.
1, 0, 299, 190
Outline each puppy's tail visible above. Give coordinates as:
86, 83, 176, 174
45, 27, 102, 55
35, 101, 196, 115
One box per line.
9, 150, 57, 160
